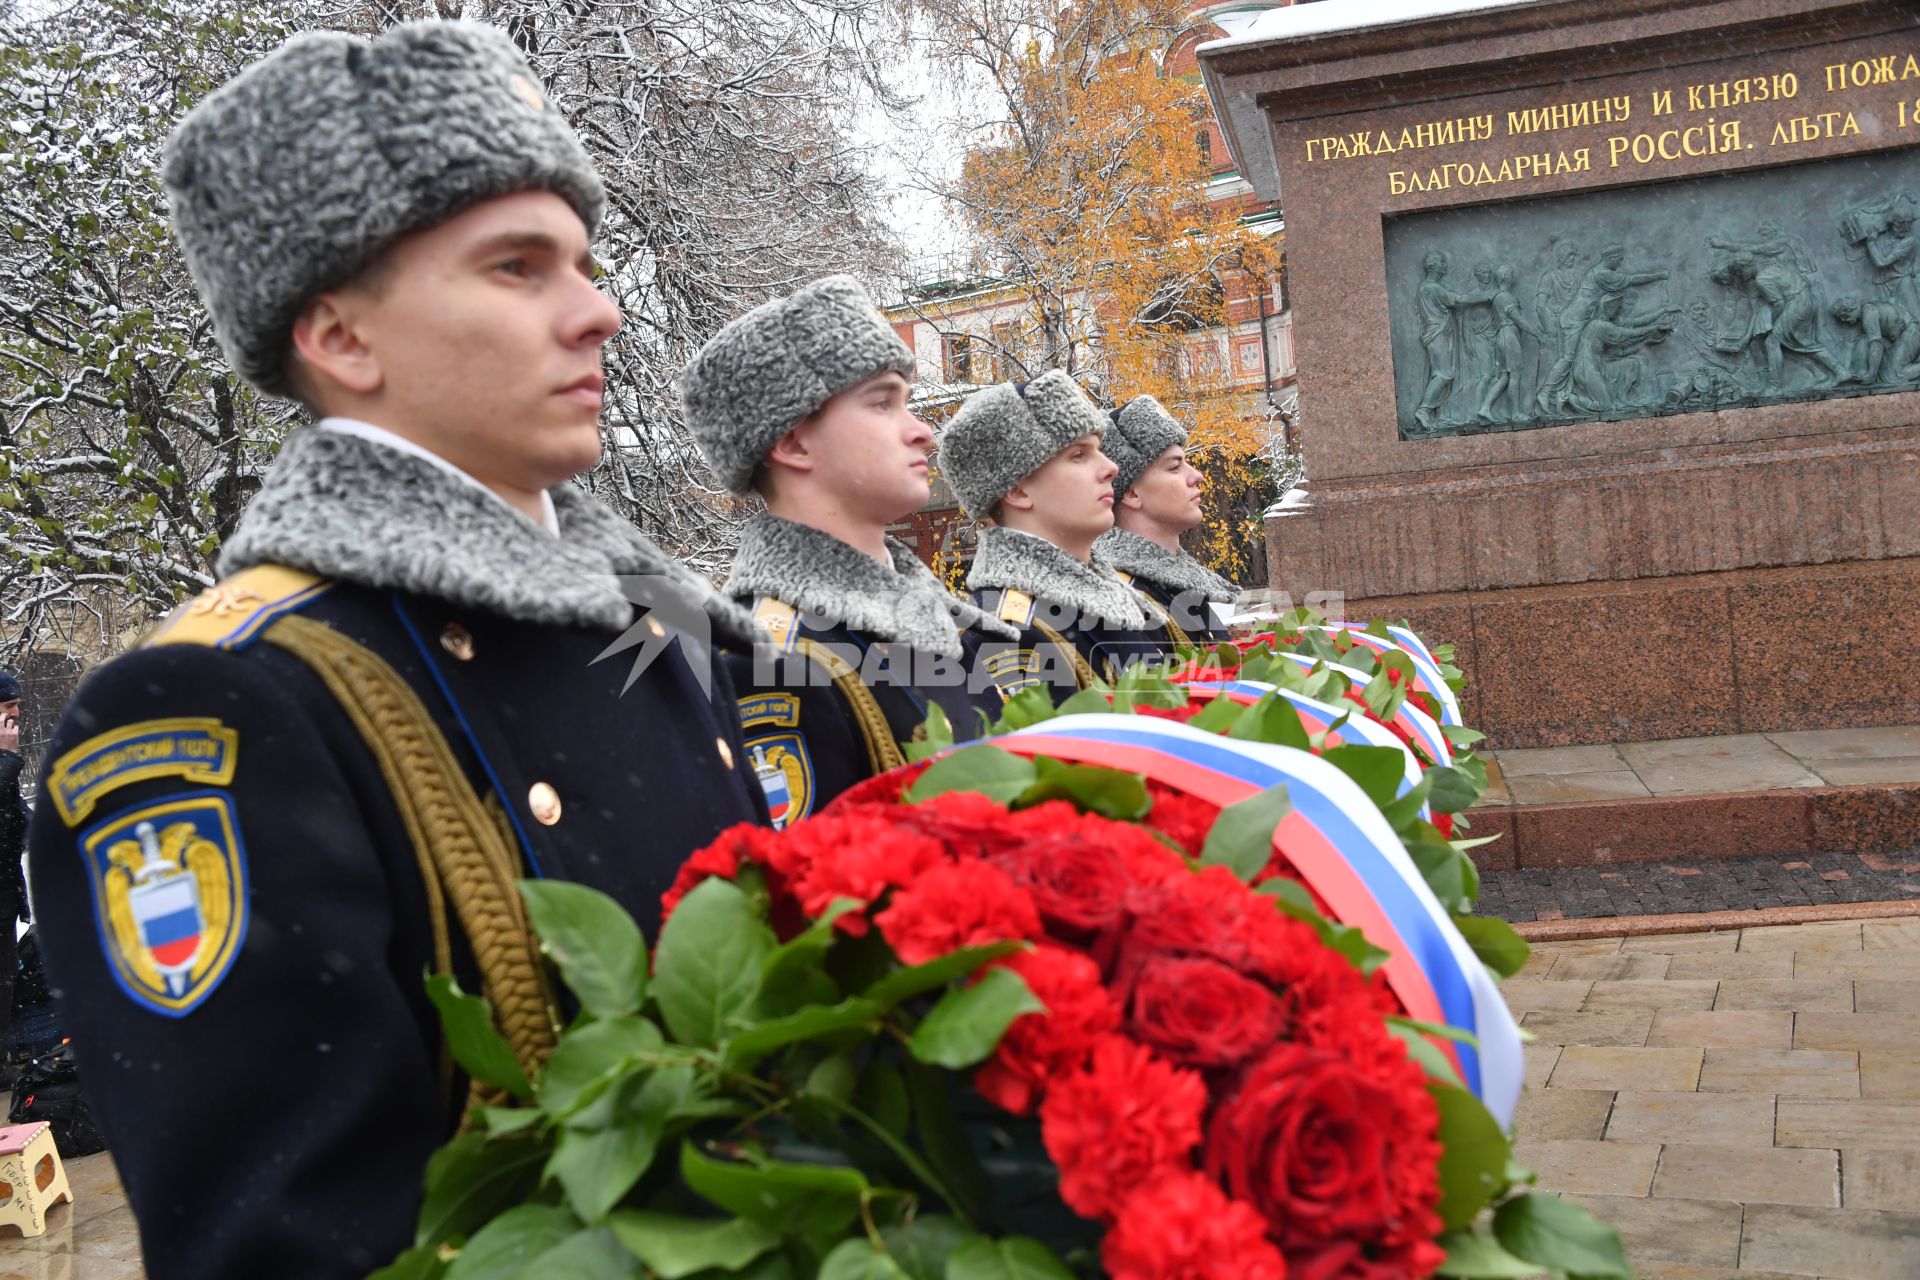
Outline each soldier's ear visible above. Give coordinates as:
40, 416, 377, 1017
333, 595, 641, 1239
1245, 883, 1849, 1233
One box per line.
1118, 485, 1146, 512
1000, 481, 1036, 513
765, 420, 819, 476
290, 291, 383, 400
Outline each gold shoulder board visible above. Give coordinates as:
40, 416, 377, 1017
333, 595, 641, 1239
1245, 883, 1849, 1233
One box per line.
147, 564, 331, 651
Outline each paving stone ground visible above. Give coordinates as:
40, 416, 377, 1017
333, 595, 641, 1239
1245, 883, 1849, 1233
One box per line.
1478, 850, 1920, 923
11, 919, 1920, 1278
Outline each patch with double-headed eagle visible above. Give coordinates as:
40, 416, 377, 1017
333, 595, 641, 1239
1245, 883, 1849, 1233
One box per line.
79, 791, 250, 1017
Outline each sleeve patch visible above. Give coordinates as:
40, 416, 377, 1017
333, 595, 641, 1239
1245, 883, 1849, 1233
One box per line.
984, 648, 1044, 700
737, 692, 801, 730
80, 791, 250, 1018
744, 732, 814, 831
46, 718, 238, 826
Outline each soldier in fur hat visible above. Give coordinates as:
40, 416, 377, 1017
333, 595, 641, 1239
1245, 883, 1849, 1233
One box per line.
939, 372, 1185, 693
27, 23, 767, 1278
680, 276, 1015, 823
1096, 395, 1242, 644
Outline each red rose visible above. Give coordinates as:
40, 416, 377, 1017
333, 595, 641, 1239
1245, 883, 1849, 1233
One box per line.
892, 790, 1030, 862
824, 764, 930, 811
975, 945, 1119, 1115
1102, 1172, 1287, 1280
1123, 867, 1310, 984
875, 859, 1040, 966
1206, 1045, 1438, 1271
1040, 1036, 1206, 1220
1126, 954, 1287, 1069
989, 807, 1136, 934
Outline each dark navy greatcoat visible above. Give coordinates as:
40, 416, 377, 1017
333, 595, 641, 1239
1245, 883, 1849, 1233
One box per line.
967, 586, 1180, 696
723, 597, 1006, 825
28, 567, 765, 1280
1116, 571, 1234, 646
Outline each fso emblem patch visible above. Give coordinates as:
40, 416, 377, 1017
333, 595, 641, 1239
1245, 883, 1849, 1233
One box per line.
80, 791, 250, 1017
746, 733, 814, 831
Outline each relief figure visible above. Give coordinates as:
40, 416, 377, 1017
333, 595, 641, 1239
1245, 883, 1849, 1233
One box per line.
1535, 245, 1670, 416
1830, 295, 1920, 384
1475, 264, 1546, 423
1412, 250, 1493, 434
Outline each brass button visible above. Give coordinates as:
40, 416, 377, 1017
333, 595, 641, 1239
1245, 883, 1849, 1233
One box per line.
645, 616, 666, 639
528, 782, 562, 826
439, 622, 475, 661
715, 737, 734, 770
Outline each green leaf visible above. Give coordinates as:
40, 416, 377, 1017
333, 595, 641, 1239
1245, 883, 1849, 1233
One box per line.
1014, 757, 1150, 820
1442, 724, 1488, 749
1379, 773, 1435, 833
545, 1112, 662, 1223
1186, 694, 1247, 734
1430, 1083, 1512, 1231
905, 744, 1038, 807
1408, 836, 1475, 915
524, 1226, 637, 1279
1434, 1228, 1545, 1277
477, 1106, 547, 1137
424, 972, 532, 1100
1425, 765, 1482, 814
1320, 745, 1408, 809
415, 1131, 548, 1249
1227, 691, 1314, 751
724, 998, 885, 1068
1198, 784, 1292, 882
1387, 1015, 1480, 1047
679, 1143, 868, 1240
993, 686, 1063, 732
880, 1215, 978, 1280
864, 941, 1027, 1008
857, 1062, 912, 1139
1054, 686, 1118, 717
907, 967, 1047, 1069
819, 1239, 914, 1280
760, 898, 861, 1015
1452, 914, 1531, 979
1384, 1020, 1462, 1086
653, 878, 777, 1048
367, 1245, 447, 1280
904, 703, 957, 763
444, 1204, 578, 1280
944, 1236, 1077, 1280
537, 1016, 663, 1121
1493, 1193, 1633, 1278
605, 1211, 780, 1279
518, 881, 648, 1020
1108, 666, 1186, 710
903, 1060, 987, 1221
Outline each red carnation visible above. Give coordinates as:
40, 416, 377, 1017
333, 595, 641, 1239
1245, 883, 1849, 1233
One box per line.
1134, 701, 1206, 724
1140, 784, 1218, 858
1040, 1037, 1206, 1220
1206, 1044, 1441, 1276
660, 823, 779, 922
893, 789, 1032, 862
1123, 866, 1310, 985
875, 859, 1040, 966
769, 812, 946, 931
975, 945, 1119, 1114
1102, 1172, 1288, 1280
1126, 954, 1288, 1070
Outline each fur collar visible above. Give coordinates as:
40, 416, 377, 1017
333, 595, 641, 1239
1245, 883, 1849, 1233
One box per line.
1096, 528, 1240, 603
966, 527, 1162, 630
725, 512, 1015, 658
221, 427, 760, 645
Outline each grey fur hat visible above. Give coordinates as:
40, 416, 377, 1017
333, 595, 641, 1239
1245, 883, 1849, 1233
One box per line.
679, 275, 916, 495
163, 21, 606, 399
938, 370, 1109, 519
1105, 395, 1188, 496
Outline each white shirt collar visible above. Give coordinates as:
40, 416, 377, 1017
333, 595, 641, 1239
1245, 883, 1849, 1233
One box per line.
314, 417, 559, 536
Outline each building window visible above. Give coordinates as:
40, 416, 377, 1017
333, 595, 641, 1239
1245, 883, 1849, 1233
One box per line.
990, 322, 1023, 379
943, 333, 974, 384
1196, 128, 1212, 165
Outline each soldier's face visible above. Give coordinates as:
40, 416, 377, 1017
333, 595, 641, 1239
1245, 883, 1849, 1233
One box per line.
339, 191, 621, 493
1007, 432, 1117, 545
1124, 445, 1204, 532
788, 372, 932, 523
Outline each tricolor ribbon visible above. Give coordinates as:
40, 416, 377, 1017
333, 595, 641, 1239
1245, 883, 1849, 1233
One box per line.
993, 714, 1522, 1126
1181, 679, 1431, 822
1270, 653, 1453, 767
1318, 623, 1465, 728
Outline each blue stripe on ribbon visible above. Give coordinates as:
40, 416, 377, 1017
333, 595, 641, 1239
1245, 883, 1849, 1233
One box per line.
1018, 722, 1484, 1095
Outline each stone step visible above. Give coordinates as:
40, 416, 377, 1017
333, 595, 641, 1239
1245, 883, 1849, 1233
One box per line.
1465, 726, 1920, 869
